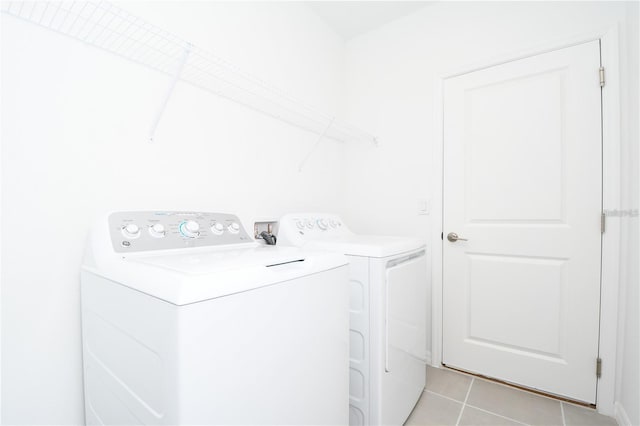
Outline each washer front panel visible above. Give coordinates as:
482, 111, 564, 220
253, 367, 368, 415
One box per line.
108, 211, 253, 253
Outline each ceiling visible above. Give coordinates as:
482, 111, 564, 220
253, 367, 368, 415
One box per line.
307, 1, 432, 41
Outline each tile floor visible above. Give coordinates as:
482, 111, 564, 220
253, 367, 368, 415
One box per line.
405, 366, 618, 426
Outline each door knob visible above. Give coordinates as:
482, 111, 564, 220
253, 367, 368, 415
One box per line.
447, 232, 468, 242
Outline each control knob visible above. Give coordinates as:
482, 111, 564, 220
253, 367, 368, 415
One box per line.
317, 218, 328, 230
121, 223, 141, 239
180, 220, 200, 238
228, 222, 241, 234
148, 223, 166, 238
211, 222, 225, 235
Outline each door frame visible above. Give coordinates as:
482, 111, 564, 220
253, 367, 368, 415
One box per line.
431, 25, 621, 416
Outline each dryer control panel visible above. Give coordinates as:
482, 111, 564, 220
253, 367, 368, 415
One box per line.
108, 211, 253, 253
278, 213, 354, 247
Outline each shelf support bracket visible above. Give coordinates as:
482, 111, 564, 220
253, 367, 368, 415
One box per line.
149, 43, 192, 143
298, 117, 335, 172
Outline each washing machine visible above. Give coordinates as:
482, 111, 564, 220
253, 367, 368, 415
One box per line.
80, 211, 350, 425
278, 213, 427, 426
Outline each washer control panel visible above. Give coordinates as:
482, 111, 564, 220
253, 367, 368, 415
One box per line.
109, 211, 252, 253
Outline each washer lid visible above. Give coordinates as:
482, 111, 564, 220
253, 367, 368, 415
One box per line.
129, 245, 308, 274
304, 235, 425, 258
82, 245, 348, 306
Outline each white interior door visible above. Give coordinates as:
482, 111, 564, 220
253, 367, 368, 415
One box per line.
442, 40, 602, 404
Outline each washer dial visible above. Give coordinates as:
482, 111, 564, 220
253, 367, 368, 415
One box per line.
148, 223, 166, 238
180, 220, 200, 238
228, 222, 241, 234
211, 222, 225, 235
121, 223, 141, 239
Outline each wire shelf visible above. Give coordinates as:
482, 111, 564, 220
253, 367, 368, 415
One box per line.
1, 0, 378, 145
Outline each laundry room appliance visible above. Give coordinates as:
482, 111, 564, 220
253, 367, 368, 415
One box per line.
80, 211, 350, 426
278, 213, 427, 426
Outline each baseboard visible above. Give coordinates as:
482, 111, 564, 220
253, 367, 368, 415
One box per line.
614, 401, 632, 426
424, 350, 432, 366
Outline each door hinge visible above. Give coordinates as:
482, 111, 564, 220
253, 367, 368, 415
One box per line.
601, 212, 606, 233
599, 66, 605, 87
596, 358, 602, 378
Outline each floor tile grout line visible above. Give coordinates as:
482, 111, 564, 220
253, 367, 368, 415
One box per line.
422, 388, 562, 426
463, 403, 531, 426
424, 378, 530, 425
424, 389, 466, 404
455, 377, 474, 426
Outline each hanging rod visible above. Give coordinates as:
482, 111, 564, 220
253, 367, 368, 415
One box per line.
1, 0, 379, 146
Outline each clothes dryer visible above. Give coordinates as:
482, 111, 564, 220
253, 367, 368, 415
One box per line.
81, 211, 349, 425
278, 213, 428, 426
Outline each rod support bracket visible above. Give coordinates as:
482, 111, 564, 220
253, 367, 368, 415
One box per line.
298, 117, 336, 172
148, 43, 193, 143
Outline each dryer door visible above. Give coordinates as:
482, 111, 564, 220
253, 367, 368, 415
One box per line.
382, 250, 427, 425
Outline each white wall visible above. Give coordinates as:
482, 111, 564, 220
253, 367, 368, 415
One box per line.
343, 0, 638, 420
3, 1, 638, 424
1, 2, 347, 424
616, 2, 639, 425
